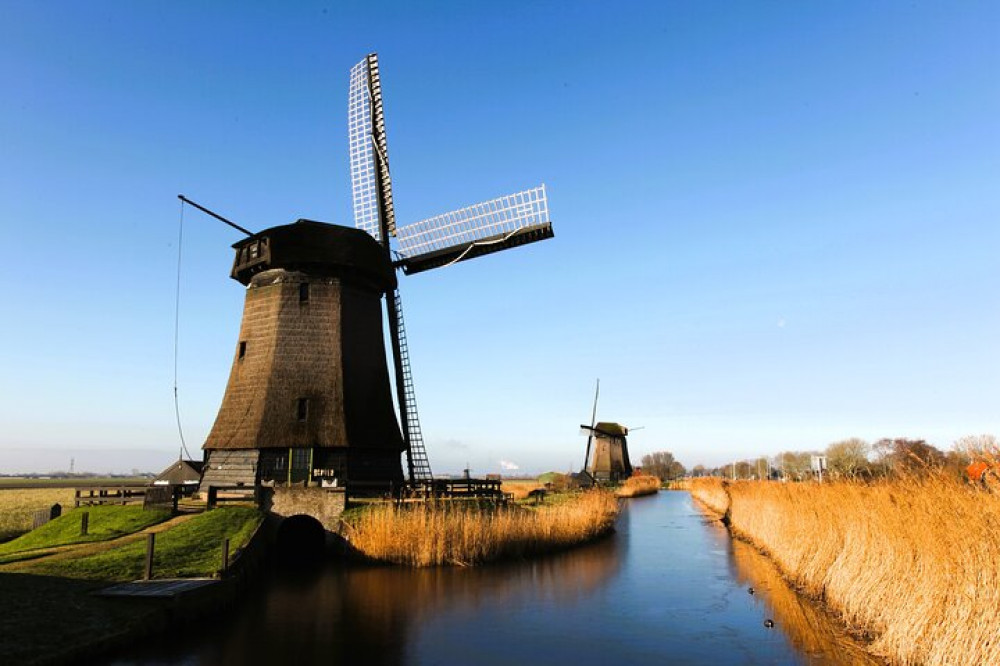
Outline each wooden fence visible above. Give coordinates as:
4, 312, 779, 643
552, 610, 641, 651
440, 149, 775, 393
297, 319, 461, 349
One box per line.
74, 486, 148, 507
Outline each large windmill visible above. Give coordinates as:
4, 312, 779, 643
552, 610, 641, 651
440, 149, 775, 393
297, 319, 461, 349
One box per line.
198, 54, 553, 495
347, 53, 554, 483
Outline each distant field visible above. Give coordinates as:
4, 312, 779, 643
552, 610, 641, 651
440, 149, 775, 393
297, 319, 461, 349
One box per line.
0, 487, 77, 542
500, 479, 543, 499
0, 477, 149, 489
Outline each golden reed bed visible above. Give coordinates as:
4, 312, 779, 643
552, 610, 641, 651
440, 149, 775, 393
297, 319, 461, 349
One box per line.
343, 489, 619, 567
615, 475, 661, 497
690, 476, 1000, 666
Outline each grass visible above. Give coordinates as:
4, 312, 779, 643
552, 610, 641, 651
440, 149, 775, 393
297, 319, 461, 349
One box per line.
0, 488, 76, 542
615, 475, 660, 497
0, 572, 164, 666
689, 475, 1000, 666
0, 506, 172, 562
343, 489, 619, 566
12, 507, 263, 581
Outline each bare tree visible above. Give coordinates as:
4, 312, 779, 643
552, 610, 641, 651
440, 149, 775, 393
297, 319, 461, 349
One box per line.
873, 438, 946, 476
954, 434, 998, 462
640, 451, 686, 480
825, 438, 870, 479
775, 451, 815, 480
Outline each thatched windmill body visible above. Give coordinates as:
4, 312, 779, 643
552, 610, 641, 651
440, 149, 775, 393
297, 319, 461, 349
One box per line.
199, 53, 553, 494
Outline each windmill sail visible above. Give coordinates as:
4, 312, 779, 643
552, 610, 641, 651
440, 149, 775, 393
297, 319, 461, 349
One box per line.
347, 52, 554, 486
349, 54, 396, 242
395, 185, 553, 274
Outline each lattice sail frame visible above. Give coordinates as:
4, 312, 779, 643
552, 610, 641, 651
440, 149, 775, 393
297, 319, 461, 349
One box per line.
349, 54, 395, 242
349, 53, 552, 268
396, 185, 549, 260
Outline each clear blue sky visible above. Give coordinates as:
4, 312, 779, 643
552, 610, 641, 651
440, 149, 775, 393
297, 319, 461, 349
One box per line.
1, 1, 997, 475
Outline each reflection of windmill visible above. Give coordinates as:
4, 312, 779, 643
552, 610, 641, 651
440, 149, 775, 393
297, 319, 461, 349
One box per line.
348, 53, 554, 483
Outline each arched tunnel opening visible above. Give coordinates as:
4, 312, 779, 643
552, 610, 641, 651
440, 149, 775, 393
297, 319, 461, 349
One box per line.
275, 514, 327, 568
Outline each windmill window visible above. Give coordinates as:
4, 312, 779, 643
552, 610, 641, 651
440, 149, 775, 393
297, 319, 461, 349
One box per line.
299, 283, 310, 303
238, 341, 247, 360
296, 398, 309, 422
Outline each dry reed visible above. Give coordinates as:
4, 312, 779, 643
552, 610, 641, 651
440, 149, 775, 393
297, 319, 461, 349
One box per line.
343, 490, 619, 567
690, 476, 1000, 666
500, 480, 544, 500
0, 488, 76, 541
615, 475, 660, 497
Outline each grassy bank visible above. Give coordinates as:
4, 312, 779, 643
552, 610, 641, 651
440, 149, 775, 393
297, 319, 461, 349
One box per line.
1, 506, 263, 665
343, 489, 619, 566
0, 506, 172, 563
9, 507, 263, 581
615, 475, 660, 497
690, 476, 1000, 666
0, 488, 76, 542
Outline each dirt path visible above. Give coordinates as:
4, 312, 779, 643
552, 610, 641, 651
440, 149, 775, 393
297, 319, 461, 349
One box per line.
0, 514, 196, 570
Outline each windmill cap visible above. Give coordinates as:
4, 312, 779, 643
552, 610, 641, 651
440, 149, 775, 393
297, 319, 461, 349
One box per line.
230, 219, 395, 290
593, 422, 628, 437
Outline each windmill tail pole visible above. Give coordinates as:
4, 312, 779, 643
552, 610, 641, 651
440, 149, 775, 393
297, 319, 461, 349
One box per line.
582, 379, 600, 483
177, 195, 255, 237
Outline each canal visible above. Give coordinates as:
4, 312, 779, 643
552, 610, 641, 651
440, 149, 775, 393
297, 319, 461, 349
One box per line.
108, 491, 878, 665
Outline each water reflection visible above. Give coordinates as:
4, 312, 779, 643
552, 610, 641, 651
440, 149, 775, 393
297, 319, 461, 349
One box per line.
108, 493, 875, 665
726, 535, 881, 665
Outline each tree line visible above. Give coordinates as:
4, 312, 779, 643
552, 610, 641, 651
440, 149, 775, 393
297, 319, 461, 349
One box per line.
640, 434, 996, 482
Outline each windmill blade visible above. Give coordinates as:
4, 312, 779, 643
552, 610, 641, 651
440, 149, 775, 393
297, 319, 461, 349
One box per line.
348, 53, 396, 242
395, 185, 553, 275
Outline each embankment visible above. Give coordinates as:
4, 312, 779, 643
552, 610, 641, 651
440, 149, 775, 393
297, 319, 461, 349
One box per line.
342, 489, 619, 566
615, 475, 660, 498
690, 476, 1000, 666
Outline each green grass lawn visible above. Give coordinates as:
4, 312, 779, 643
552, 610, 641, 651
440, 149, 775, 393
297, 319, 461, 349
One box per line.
22, 507, 263, 581
0, 506, 172, 563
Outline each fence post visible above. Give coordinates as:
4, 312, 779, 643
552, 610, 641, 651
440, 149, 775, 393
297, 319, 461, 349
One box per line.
144, 533, 155, 581
221, 538, 230, 576
80, 511, 89, 536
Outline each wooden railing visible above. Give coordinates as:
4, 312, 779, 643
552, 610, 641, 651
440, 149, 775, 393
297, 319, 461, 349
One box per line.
74, 486, 149, 507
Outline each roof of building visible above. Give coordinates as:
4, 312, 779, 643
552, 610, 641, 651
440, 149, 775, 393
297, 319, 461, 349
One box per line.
593, 422, 627, 437
154, 459, 204, 485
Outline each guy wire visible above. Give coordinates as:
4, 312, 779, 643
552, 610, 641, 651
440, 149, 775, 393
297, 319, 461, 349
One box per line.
173, 199, 193, 461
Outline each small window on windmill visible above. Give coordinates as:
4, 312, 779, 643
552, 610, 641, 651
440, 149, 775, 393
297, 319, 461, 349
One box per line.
238, 341, 247, 360
296, 398, 309, 422
299, 282, 310, 303
248, 241, 260, 260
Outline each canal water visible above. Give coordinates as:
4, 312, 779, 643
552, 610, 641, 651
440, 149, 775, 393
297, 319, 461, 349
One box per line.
108, 492, 878, 665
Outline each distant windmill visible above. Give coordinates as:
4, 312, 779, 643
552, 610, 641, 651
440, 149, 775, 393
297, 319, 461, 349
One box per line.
197, 54, 553, 494
579, 422, 634, 483
348, 53, 554, 483
578, 381, 634, 483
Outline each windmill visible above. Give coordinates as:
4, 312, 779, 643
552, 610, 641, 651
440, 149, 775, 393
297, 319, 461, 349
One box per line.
579, 422, 634, 483
196, 54, 552, 497
578, 381, 634, 483
347, 53, 554, 484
